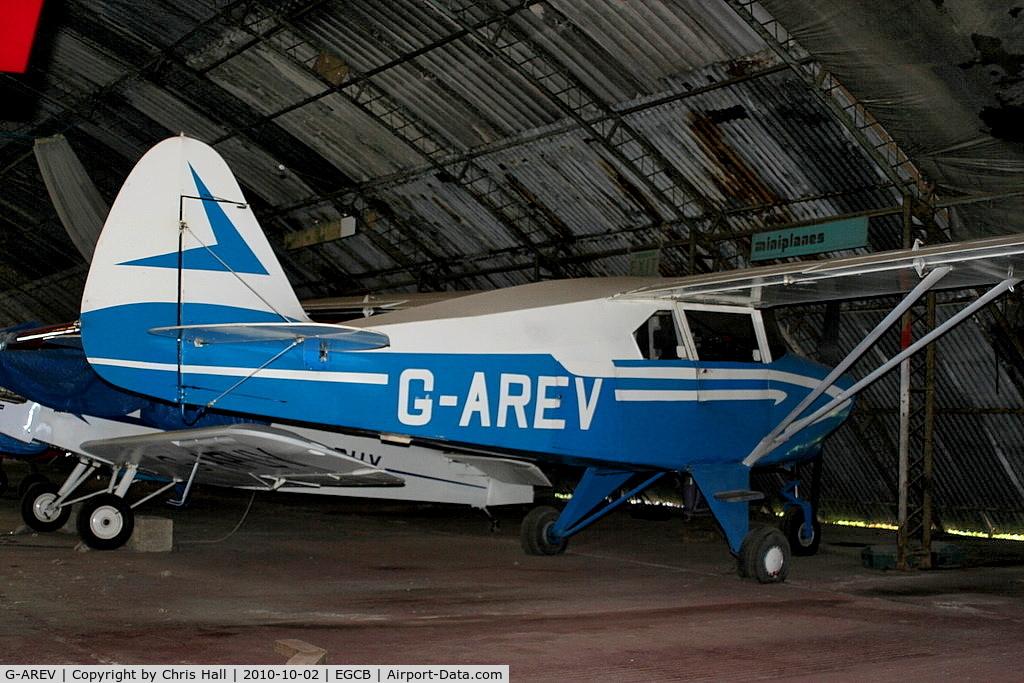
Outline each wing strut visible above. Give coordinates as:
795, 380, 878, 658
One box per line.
168, 452, 203, 507
744, 269, 1020, 466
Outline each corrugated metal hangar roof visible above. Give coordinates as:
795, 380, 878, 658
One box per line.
2, 0, 1024, 536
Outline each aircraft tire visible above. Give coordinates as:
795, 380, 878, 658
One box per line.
21, 482, 72, 532
738, 526, 790, 583
18, 472, 48, 500
783, 507, 821, 557
521, 505, 568, 556
77, 493, 135, 550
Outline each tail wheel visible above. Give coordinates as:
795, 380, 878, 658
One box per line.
21, 482, 72, 532
783, 507, 821, 556
738, 526, 791, 583
77, 493, 135, 550
521, 505, 568, 556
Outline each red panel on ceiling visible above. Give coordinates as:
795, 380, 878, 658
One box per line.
0, 0, 46, 73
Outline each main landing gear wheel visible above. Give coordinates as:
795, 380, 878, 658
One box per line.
738, 526, 791, 583
76, 493, 135, 550
521, 505, 568, 556
21, 482, 72, 532
783, 507, 821, 557
18, 473, 48, 500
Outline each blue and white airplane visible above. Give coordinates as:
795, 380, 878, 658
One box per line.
28, 135, 1024, 581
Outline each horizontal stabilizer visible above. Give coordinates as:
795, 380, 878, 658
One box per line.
148, 322, 389, 350
81, 424, 405, 489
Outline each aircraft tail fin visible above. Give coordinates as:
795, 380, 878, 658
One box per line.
80, 135, 311, 404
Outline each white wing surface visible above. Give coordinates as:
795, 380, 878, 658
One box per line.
617, 233, 1024, 307
81, 424, 405, 489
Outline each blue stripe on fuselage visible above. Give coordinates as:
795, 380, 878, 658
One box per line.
82, 304, 852, 471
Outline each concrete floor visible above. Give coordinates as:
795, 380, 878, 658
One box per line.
3, 460, 1024, 680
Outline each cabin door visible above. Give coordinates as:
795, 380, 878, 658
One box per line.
678, 305, 772, 439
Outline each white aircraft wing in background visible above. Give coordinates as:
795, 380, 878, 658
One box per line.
80, 423, 405, 490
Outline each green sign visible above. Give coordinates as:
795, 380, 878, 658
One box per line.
751, 216, 868, 261
629, 249, 661, 276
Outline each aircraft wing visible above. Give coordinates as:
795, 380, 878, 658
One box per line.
303, 291, 479, 320
616, 233, 1024, 307
80, 424, 405, 489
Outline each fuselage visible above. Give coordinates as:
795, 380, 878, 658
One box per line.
83, 279, 854, 472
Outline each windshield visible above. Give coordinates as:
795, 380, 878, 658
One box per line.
761, 310, 791, 361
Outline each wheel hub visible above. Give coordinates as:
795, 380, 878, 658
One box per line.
33, 493, 60, 522
90, 505, 124, 540
763, 545, 785, 577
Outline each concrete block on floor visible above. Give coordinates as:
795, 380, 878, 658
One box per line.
861, 545, 903, 570
127, 515, 173, 552
931, 542, 965, 568
861, 542, 964, 570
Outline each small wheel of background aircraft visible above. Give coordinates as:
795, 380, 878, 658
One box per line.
21, 481, 71, 532
18, 472, 50, 500
0, 436, 56, 498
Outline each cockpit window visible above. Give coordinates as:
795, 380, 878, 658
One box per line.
685, 309, 760, 363
634, 311, 683, 360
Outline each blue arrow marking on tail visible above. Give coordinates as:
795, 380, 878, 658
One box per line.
119, 165, 268, 275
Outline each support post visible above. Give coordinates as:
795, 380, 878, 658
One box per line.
896, 310, 912, 568
921, 294, 937, 569
896, 191, 938, 569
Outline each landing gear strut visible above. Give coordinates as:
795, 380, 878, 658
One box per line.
783, 506, 821, 556
519, 467, 667, 557
780, 454, 823, 556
